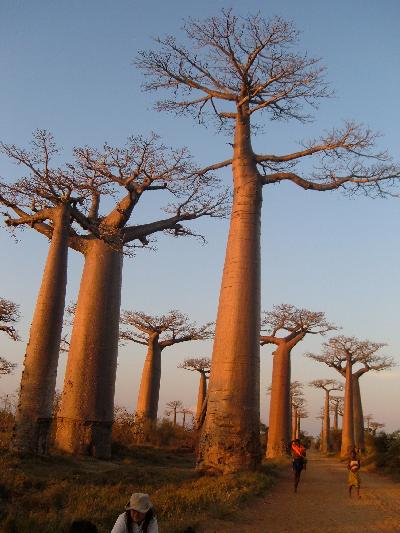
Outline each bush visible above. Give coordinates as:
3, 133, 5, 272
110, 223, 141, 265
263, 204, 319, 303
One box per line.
368, 430, 400, 479
0, 396, 16, 449
0, 445, 276, 532
112, 407, 197, 451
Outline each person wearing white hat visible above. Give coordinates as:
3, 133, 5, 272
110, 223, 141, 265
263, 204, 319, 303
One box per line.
111, 493, 158, 533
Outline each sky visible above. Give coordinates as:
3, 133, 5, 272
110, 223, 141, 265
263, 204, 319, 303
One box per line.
0, 0, 399, 435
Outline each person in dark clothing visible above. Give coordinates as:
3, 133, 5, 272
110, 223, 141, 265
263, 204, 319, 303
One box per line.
291, 439, 307, 493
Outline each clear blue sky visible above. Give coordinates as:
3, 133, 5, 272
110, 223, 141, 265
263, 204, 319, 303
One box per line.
1, 0, 399, 435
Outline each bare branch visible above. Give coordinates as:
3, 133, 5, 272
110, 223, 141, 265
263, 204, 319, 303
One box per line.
178, 356, 211, 374
120, 310, 214, 349
137, 10, 329, 125
306, 335, 395, 378
260, 304, 337, 347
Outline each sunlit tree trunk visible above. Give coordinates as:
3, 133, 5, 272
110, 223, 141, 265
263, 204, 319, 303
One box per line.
341, 358, 354, 457
196, 372, 207, 424
322, 389, 331, 453
266, 345, 291, 457
292, 405, 298, 441
55, 239, 122, 458
353, 376, 365, 452
333, 405, 339, 431
319, 417, 323, 450
198, 110, 262, 473
12, 205, 69, 454
136, 334, 162, 421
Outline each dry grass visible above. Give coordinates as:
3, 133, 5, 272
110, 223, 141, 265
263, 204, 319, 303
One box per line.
0, 422, 276, 533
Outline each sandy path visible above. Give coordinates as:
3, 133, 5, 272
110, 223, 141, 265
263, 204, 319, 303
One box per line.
200, 450, 400, 532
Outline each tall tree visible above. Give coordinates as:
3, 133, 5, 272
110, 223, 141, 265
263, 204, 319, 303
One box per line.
261, 304, 335, 458
364, 413, 373, 432
180, 408, 194, 429
306, 336, 393, 456
137, 10, 399, 472
121, 311, 213, 422
330, 396, 344, 431
0, 130, 106, 453
351, 352, 394, 451
178, 357, 211, 424
292, 397, 306, 440
296, 406, 308, 438
316, 408, 325, 449
165, 400, 183, 427
309, 379, 343, 453
370, 421, 385, 435
0, 297, 19, 382
288, 381, 304, 440
0, 297, 20, 341
54, 136, 226, 458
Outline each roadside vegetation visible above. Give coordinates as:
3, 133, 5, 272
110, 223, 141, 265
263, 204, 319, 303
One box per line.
0, 403, 276, 533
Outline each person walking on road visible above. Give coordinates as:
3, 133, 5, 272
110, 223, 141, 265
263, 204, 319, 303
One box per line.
348, 449, 361, 498
291, 439, 307, 493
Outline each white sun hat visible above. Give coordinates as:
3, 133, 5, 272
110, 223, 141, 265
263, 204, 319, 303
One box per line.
125, 493, 152, 513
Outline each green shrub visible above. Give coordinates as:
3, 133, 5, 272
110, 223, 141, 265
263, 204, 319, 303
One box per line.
367, 430, 400, 479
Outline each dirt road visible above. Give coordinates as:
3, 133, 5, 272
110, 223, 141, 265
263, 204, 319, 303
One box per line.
201, 450, 400, 532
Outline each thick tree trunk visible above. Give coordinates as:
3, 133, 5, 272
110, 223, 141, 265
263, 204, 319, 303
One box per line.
55, 239, 122, 458
333, 405, 339, 431
322, 390, 331, 453
12, 205, 69, 454
340, 360, 355, 457
353, 376, 365, 452
197, 111, 262, 473
296, 415, 300, 439
196, 372, 207, 424
266, 345, 291, 457
319, 418, 323, 450
292, 405, 297, 441
173, 408, 177, 427
136, 336, 162, 421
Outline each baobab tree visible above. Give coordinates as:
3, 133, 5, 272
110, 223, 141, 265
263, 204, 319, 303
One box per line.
292, 399, 306, 441
0, 297, 20, 340
330, 396, 344, 431
178, 357, 211, 424
291, 382, 305, 441
180, 408, 194, 429
261, 304, 335, 458
137, 10, 399, 472
316, 408, 325, 449
351, 351, 394, 451
55, 136, 226, 458
309, 379, 343, 453
120, 311, 213, 423
0, 297, 19, 380
296, 407, 308, 439
290, 381, 304, 440
0, 130, 109, 453
364, 413, 373, 433
307, 336, 394, 456
370, 421, 385, 436
165, 400, 183, 427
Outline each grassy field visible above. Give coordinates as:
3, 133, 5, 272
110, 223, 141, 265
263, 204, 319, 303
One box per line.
0, 440, 276, 532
